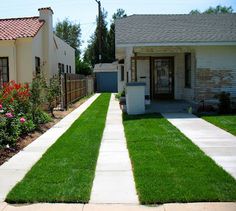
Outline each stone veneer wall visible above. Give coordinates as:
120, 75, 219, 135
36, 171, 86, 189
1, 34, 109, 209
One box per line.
195, 68, 235, 101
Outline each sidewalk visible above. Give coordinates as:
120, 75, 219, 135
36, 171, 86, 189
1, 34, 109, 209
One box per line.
162, 113, 236, 179
90, 94, 138, 204
0, 94, 100, 202
0, 202, 236, 211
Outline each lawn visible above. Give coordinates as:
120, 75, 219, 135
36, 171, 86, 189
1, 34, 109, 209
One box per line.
123, 113, 236, 204
201, 115, 236, 136
6, 93, 111, 203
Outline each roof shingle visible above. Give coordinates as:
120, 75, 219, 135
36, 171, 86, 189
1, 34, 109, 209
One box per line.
0, 17, 44, 40
115, 14, 236, 45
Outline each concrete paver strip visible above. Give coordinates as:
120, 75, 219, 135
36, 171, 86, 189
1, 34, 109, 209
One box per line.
90, 94, 139, 204
3, 203, 84, 211
0, 94, 100, 202
1, 203, 236, 211
164, 202, 236, 211
162, 113, 236, 180
0, 202, 7, 211
84, 204, 164, 211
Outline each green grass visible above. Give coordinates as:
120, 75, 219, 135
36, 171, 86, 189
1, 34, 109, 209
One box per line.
123, 113, 236, 204
6, 93, 111, 203
201, 115, 236, 136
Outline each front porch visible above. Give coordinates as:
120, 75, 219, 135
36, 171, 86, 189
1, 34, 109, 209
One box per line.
117, 46, 195, 102
146, 99, 193, 113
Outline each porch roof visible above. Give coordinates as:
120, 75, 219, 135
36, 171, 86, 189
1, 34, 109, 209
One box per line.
115, 14, 236, 46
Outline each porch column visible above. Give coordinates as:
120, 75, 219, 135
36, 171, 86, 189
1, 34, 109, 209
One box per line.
125, 47, 134, 83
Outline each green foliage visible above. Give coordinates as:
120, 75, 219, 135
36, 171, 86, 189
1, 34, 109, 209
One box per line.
20, 119, 36, 134
123, 113, 236, 204
107, 9, 127, 62
115, 89, 125, 100
6, 94, 111, 203
190, 5, 233, 14
30, 74, 47, 121
84, 9, 109, 66
76, 59, 92, 75
33, 110, 52, 125
0, 117, 21, 146
55, 18, 82, 57
46, 75, 61, 117
202, 115, 236, 136
84, 8, 127, 67
0, 76, 53, 147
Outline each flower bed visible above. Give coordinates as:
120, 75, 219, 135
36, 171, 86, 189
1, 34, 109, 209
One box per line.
0, 80, 51, 148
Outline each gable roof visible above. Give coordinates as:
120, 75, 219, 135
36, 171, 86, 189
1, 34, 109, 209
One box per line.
115, 14, 236, 46
0, 17, 44, 40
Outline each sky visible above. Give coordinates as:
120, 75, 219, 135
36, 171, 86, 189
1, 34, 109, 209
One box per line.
0, 0, 235, 53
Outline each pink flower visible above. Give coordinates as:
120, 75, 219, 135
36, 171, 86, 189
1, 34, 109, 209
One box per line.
5, 112, 14, 118
0, 104, 2, 109
20, 117, 26, 123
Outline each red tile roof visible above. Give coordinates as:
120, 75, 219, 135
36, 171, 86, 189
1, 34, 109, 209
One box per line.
0, 17, 44, 40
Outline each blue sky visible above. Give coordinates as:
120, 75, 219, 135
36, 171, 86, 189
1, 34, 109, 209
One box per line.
0, 0, 235, 53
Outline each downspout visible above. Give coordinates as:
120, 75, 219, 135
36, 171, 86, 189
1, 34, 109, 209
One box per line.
13, 40, 17, 82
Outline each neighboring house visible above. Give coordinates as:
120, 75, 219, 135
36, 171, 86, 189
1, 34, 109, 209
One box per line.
0, 7, 75, 86
115, 14, 236, 101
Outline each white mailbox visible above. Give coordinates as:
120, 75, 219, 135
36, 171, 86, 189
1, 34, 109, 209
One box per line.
126, 82, 145, 115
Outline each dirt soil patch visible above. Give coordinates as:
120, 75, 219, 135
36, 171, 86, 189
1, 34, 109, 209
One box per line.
0, 97, 88, 166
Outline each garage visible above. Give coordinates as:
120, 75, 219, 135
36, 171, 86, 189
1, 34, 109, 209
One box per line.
94, 63, 118, 93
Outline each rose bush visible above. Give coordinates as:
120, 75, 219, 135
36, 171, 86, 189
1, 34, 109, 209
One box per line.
0, 79, 51, 147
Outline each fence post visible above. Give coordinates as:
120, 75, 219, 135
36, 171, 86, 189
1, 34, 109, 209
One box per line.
64, 73, 68, 110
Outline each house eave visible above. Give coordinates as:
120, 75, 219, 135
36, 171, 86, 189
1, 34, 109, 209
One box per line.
116, 41, 236, 48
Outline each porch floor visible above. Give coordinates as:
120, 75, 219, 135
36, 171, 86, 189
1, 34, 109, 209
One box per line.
146, 100, 192, 113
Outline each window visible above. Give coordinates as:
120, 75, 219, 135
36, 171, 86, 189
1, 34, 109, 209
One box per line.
35, 57, 40, 74
58, 63, 62, 74
126, 71, 129, 83
121, 66, 124, 81
69, 66, 71, 73
62, 64, 65, 73
0, 57, 9, 87
66, 65, 68, 73
185, 53, 191, 88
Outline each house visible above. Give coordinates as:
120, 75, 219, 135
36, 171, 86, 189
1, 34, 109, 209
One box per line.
0, 7, 75, 87
115, 14, 236, 102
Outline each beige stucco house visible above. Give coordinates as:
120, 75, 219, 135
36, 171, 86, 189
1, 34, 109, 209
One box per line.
115, 14, 236, 102
0, 7, 75, 86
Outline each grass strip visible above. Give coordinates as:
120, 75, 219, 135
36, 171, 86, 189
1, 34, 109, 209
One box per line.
6, 93, 111, 203
201, 115, 236, 136
123, 113, 236, 204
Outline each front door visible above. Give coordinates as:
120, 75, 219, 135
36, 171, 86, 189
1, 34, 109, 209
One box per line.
152, 57, 174, 99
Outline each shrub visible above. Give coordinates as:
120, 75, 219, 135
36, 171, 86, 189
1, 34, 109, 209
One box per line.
33, 110, 52, 125
0, 81, 31, 114
30, 74, 47, 122
46, 75, 61, 117
0, 79, 52, 147
216, 91, 231, 114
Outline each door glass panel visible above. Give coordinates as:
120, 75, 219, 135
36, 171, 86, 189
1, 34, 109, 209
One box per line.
154, 58, 173, 97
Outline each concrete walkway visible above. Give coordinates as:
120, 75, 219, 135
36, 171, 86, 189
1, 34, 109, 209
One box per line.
0, 202, 236, 211
90, 94, 138, 204
0, 94, 100, 202
163, 113, 236, 180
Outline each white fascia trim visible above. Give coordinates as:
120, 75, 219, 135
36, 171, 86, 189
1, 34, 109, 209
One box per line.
116, 42, 236, 48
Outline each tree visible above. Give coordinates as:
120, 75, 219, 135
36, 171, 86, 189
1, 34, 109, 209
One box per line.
190, 5, 233, 14
84, 8, 127, 67
107, 9, 127, 62
84, 9, 109, 67
76, 59, 92, 76
55, 18, 82, 57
